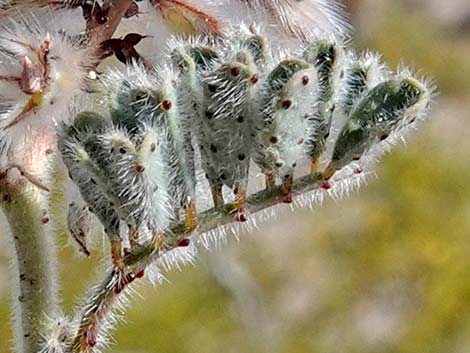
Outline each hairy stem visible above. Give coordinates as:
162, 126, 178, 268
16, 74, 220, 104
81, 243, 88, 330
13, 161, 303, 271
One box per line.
1, 180, 59, 353
71, 270, 125, 353
71, 173, 326, 352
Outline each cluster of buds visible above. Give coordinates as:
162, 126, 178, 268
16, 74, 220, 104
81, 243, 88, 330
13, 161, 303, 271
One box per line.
59, 26, 433, 270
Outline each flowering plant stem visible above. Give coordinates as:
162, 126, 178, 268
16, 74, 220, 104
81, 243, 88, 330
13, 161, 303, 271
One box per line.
71, 173, 325, 352
0, 180, 58, 353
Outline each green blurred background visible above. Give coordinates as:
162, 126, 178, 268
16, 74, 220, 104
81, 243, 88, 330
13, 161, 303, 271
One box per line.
1, 0, 470, 352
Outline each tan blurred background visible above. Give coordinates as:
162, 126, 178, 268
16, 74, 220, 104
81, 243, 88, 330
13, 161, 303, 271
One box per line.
1, 0, 470, 352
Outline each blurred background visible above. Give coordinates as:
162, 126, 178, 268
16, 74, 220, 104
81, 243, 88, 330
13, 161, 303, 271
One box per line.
1, 0, 470, 352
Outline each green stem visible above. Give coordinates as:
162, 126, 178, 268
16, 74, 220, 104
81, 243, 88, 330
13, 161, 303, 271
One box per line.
1, 181, 59, 353
71, 174, 324, 352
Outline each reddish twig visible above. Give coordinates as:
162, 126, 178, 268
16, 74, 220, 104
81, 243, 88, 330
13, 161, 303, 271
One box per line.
86, 0, 135, 57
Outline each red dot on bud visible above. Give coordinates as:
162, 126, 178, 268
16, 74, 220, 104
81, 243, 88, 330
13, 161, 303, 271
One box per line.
135, 269, 145, 278
250, 74, 258, 84
41, 217, 49, 224
302, 75, 309, 85
177, 238, 190, 247
126, 272, 136, 283
354, 167, 363, 174
123, 248, 131, 256
321, 181, 331, 190
235, 213, 247, 222
230, 67, 240, 77
282, 100, 292, 110
135, 164, 145, 173
86, 331, 97, 347
282, 195, 293, 204
45, 148, 53, 156
161, 100, 172, 111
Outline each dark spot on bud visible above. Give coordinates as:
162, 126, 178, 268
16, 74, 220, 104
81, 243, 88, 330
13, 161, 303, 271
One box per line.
119, 147, 126, 154
41, 217, 49, 224
161, 100, 172, 111
282, 194, 293, 204
238, 154, 246, 161
230, 66, 240, 77
282, 100, 292, 109
270, 136, 278, 144
210, 144, 217, 153
150, 143, 156, 152
237, 115, 244, 123
302, 75, 309, 85
3, 194, 10, 202
250, 74, 258, 84
96, 9, 109, 24
20, 274, 26, 281
297, 138, 304, 145
205, 111, 214, 119
380, 133, 389, 141
126, 272, 136, 283
275, 162, 283, 168
90, 178, 96, 185
354, 167, 363, 174
177, 238, 190, 247
208, 84, 217, 93
352, 156, 361, 161
220, 172, 226, 180
135, 164, 145, 173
